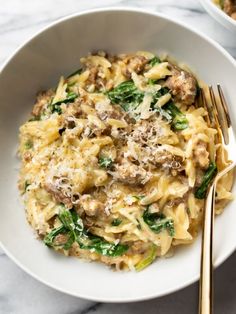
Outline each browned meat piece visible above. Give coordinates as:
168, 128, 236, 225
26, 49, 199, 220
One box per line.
23, 151, 32, 162
231, 12, 236, 19
96, 77, 108, 90
94, 125, 112, 137
84, 216, 95, 227
107, 54, 119, 63
130, 241, 149, 254
32, 90, 54, 117
81, 123, 111, 138
44, 183, 73, 208
86, 66, 109, 91
128, 55, 148, 73
165, 64, 197, 106
96, 104, 135, 127
193, 141, 209, 169
79, 195, 105, 216
153, 150, 184, 171
113, 160, 151, 185
53, 233, 70, 246
96, 104, 124, 121
87, 67, 98, 86
61, 98, 85, 120
223, 0, 236, 17
64, 118, 76, 129
122, 55, 148, 78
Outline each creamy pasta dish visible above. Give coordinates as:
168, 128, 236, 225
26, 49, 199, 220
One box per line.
18, 51, 233, 271
214, 0, 236, 20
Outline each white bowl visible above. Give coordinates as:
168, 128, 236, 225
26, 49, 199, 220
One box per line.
0, 7, 236, 302
200, 0, 236, 32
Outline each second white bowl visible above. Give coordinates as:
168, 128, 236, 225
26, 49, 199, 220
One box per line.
200, 0, 236, 32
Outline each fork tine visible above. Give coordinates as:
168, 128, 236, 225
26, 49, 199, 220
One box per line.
208, 86, 222, 131
209, 86, 229, 145
217, 84, 231, 128
200, 88, 211, 126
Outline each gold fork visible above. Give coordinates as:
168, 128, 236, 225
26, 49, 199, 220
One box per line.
198, 85, 236, 314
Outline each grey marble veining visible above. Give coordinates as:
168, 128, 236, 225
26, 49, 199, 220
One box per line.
0, 1, 236, 313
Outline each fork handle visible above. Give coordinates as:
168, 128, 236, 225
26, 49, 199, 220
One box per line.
198, 183, 217, 314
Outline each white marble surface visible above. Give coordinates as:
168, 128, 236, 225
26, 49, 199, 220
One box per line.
0, 1, 236, 313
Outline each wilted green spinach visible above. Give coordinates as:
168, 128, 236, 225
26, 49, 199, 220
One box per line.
44, 209, 128, 257
49, 91, 78, 114
195, 162, 217, 199
143, 208, 175, 237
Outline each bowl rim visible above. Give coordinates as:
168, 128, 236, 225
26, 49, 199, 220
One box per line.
199, 0, 236, 30
0, 6, 236, 302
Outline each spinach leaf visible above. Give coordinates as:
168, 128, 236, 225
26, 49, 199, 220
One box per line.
106, 80, 184, 130
107, 80, 171, 118
62, 232, 76, 250
59, 209, 84, 236
195, 162, 217, 199
24, 140, 33, 150
44, 209, 128, 256
44, 225, 67, 247
148, 79, 158, 85
80, 234, 128, 257
143, 208, 175, 236
28, 115, 41, 122
135, 244, 157, 271
148, 56, 161, 67
152, 87, 170, 101
111, 219, 122, 226
44, 209, 84, 250
49, 103, 62, 114
163, 102, 188, 130
156, 106, 173, 122
57, 91, 78, 105
58, 210, 76, 233
49, 92, 78, 114
106, 80, 144, 112
67, 68, 82, 78
98, 156, 113, 169
151, 87, 173, 122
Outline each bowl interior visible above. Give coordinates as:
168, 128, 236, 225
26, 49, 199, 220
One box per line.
0, 8, 236, 302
